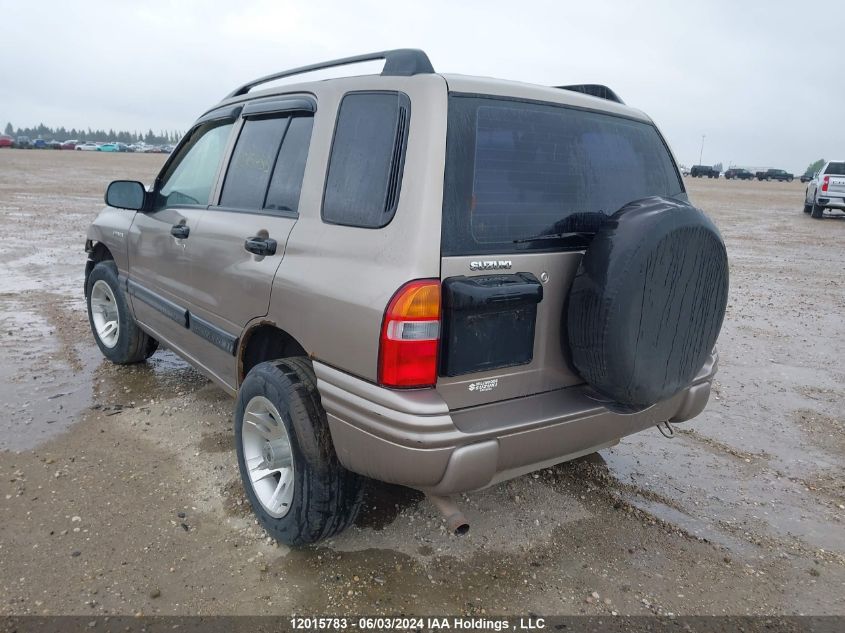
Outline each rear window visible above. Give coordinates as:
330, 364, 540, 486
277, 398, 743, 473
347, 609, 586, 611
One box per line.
824, 162, 845, 175
442, 95, 684, 255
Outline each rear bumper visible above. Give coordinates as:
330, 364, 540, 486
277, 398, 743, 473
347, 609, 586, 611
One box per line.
315, 351, 718, 495
817, 197, 845, 210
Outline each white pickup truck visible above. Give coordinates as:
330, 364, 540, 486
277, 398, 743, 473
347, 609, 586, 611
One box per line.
804, 160, 845, 218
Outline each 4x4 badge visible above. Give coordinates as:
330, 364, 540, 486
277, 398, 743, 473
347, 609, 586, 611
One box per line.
469, 260, 512, 271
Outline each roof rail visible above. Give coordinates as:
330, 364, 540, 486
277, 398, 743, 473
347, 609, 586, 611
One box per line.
556, 84, 625, 105
226, 49, 435, 98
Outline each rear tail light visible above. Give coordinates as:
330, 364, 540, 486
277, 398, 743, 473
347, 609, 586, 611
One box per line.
378, 279, 441, 388
822, 176, 829, 192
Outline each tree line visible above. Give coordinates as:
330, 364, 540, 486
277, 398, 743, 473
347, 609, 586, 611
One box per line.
805, 159, 825, 176
4, 122, 182, 146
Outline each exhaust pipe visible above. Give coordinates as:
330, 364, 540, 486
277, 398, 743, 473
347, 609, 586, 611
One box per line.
427, 494, 470, 535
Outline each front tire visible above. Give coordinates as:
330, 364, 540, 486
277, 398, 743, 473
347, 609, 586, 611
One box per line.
811, 204, 825, 219
234, 358, 363, 546
803, 203, 812, 214
86, 261, 158, 363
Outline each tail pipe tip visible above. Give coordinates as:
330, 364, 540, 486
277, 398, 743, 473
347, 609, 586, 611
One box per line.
427, 494, 470, 536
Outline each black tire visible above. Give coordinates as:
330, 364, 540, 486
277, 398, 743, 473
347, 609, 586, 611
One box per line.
566, 197, 729, 409
803, 203, 812, 214
86, 260, 158, 364
811, 204, 825, 219
787, 177, 793, 183
234, 358, 364, 546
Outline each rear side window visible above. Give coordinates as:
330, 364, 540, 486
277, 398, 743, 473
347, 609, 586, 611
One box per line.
220, 114, 313, 213
442, 96, 684, 255
322, 92, 410, 228
824, 162, 845, 175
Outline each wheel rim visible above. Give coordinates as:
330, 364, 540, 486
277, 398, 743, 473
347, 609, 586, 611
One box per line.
241, 395, 295, 518
90, 280, 120, 348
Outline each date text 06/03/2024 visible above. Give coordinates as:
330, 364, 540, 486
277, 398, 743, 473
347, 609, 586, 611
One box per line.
289, 617, 546, 630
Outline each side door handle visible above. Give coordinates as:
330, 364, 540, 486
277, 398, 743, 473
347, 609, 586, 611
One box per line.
171, 224, 190, 239
244, 236, 277, 256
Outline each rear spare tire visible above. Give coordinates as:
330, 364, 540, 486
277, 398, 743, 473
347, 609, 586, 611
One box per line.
566, 196, 729, 409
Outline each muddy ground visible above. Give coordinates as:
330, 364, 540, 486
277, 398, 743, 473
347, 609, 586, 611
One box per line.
0, 150, 843, 616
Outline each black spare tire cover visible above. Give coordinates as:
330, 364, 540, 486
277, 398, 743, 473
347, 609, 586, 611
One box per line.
566, 196, 728, 409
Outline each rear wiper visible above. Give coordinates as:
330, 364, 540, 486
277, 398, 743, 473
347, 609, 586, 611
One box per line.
513, 231, 596, 245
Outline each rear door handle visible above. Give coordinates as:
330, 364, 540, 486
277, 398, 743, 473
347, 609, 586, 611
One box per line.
244, 236, 277, 256
170, 224, 190, 239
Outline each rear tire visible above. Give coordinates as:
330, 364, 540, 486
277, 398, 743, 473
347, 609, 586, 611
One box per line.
234, 358, 364, 546
86, 260, 158, 364
811, 204, 825, 219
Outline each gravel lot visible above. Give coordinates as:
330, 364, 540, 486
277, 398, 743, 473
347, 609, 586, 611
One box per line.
0, 150, 843, 616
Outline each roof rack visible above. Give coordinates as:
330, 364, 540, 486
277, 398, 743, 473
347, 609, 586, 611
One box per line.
556, 84, 625, 105
226, 49, 435, 98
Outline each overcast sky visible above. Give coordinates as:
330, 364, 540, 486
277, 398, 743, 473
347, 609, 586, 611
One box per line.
1, 0, 841, 173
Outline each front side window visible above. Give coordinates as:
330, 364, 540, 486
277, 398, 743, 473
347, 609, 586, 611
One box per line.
322, 92, 410, 228
442, 96, 684, 255
155, 121, 233, 209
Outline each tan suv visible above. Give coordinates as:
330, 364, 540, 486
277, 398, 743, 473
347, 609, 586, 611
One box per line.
85, 49, 729, 545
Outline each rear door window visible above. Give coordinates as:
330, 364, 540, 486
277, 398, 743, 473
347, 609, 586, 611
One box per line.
265, 116, 313, 213
219, 114, 313, 213
442, 95, 684, 255
322, 92, 410, 228
220, 117, 288, 209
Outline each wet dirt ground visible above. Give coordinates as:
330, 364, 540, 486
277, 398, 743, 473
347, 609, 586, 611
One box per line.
0, 150, 843, 616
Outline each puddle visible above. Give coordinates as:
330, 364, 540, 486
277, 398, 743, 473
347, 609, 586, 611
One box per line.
598, 432, 845, 557
0, 298, 96, 451
354, 480, 425, 531
0, 284, 204, 451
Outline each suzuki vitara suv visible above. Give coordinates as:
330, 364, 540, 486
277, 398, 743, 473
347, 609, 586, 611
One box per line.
85, 49, 729, 545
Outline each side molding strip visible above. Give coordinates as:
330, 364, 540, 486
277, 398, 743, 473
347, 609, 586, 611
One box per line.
188, 313, 239, 356
126, 279, 238, 356
127, 279, 188, 326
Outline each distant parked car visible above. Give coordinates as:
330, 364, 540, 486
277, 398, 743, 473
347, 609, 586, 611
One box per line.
755, 169, 793, 182
800, 172, 814, 183
47, 140, 62, 149
76, 142, 99, 151
678, 166, 690, 176
32, 138, 49, 149
0, 135, 13, 148
724, 168, 754, 180
690, 165, 719, 178
804, 160, 845, 219
15, 136, 32, 149
98, 143, 121, 152
61, 140, 78, 150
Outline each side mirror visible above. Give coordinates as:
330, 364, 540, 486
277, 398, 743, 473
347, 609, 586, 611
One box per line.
105, 180, 146, 210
